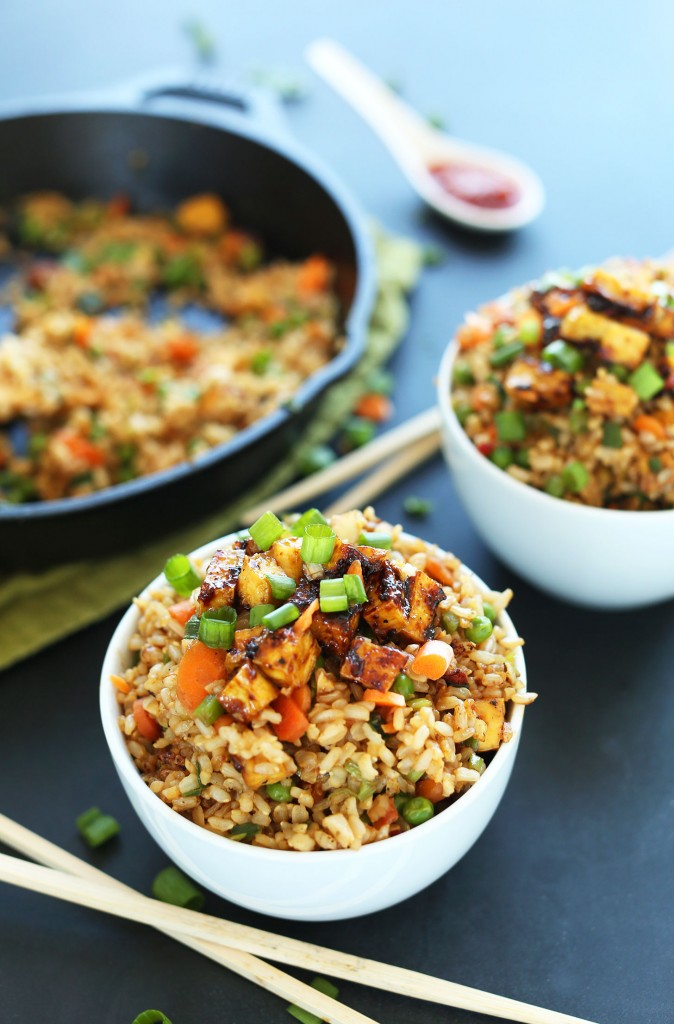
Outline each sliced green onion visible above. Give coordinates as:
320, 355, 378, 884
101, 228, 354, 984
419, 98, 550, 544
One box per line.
406, 768, 425, 782
562, 460, 589, 493
494, 410, 526, 443
356, 781, 375, 802
463, 736, 479, 750
403, 495, 433, 517
609, 363, 629, 383
76, 807, 120, 849
489, 446, 514, 470
287, 1007, 321, 1024
199, 607, 236, 649
466, 752, 486, 774
266, 781, 293, 802
250, 349, 272, 375
489, 340, 524, 367
320, 577, 348, 613
392, 672, 415, 696
492, 325, 516, 348
301, 524, 336, 563
343, 416, 376, 448
569, 398, 589, 434
298, 444, 336, 476
406, 697, 432, 710
320, 595, 349, 613
518, 318, 541, 346
266, 573, 297, 600
291, 508, 329, 536
358, 530, 391, 549
194, 694, 224, 725
452, 361, 475, 386
602, 421, 623, 449
649, 456, 663, 474
183, 614, 201, 640
545, 474, 566, 497
262, 603, 300, 630
249, 603, 276, 626
249, 510, 284, 551
343, 573, 367, 605
229, 822, 260, 842
152, 866, 204, 910
131, 1011, 174, 1024
442, 611, 459, 634
541, 339, 584, 374
164, 554, 201, 597
628, 361, 665, 401
345, 760, 363, 779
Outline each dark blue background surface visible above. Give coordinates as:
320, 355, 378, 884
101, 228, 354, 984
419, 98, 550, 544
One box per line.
1, 3, 673, 1022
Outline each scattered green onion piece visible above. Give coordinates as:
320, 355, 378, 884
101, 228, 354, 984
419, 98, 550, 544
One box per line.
298, 444, 336, 476
492, 325, 516, 348
518, 318, 541, 346
406, 769, 425, 783
343, 416, 376, 449
465, 616, 493, 644
356, 781, 375, 802
489, 340, 524, 367
28, 432, 48, 457
343, 573, 367, 605
266, 781, 293, 802
649, 456, 663, 474
183, 614, 201, 640
358, 530, 392, 549
463, 736, 479, 750
229, 822, 260, 842
482, 602, 497, 623
442, 611, 460, 634
541, 340, 584, 374
250, 349, 272, 375
406, 697, 432, 710
287, 1007, 321, 1024
345, 760, 363, 779
266, 572, 297, 600
291, 508, 328, 536
466, 752, 486, 774
545, 474, 566, 497
152, 866, 205, 910
320, 594, 349, 613
569, 398, 589, 434
494, 410, 526, 443
164, 554, 201, 597
392, 672, 415, 697
194, 694, 224, 725
249, 603, 275, 627
131, 1011, 174, 1024
513, 448, 531, 469
262, 603, 300, 630
666, 341, 674, 358
562, 460, 589, 493
76, 807, 120, 849
489, 446, 514, 470
311, 978, 340, 1000
403, 495, 433, 517
319, 577, 348, 613
401, 796, 435, 826
602, 421, 623, 449
199, 607, 236, 649
249, 510, 284, 551
628, 361, 665, 401
301, 524, 336, 564
452, 361, 475, 386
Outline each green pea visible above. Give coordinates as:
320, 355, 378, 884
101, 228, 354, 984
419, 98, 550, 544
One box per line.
482, 602, 497, 623
489, 446, 514, 470
401, 796, 435, 827
465, 616, 493, 644
453, 361, 475, 386
442, 611, 459, 634
266, 782, 292, 803
392, 673, 415, 697
393, 793, 410, 814
562, 460, 589, 494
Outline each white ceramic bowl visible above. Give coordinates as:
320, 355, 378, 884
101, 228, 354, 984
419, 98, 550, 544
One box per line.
438, 340, 674, 609
100, 532, 526, 921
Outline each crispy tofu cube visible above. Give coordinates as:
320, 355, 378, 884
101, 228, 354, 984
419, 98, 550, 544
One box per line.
585, 370, 639, 419
362, 562, 410, 638
340, 635, 408, 692
474, 698, 506, 752
218, 662, 278, 722
252, 625, 320, 689
396, 570, 444, 643
311, 606, 360, 658
561, 305, 650, 368
504, 358, 573, 410
325, 539, 361, 574
224, 626, 263, 677
587, 266, 654, 314
271, 537, 304, 581
237, 552, 281, 608
197, 545, 245, 612
242, 754, 294, 789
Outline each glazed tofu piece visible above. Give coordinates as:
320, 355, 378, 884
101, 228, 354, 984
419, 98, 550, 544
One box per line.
504, 358, 572, 410
197, 545, 245, 612
362, 561, 410, 637
585, 370, 639, 418
586, 266, 654, 314
311, 606, 360, 658
224, 626, 264, 676
218, 662, 278, 722
560, 305, 650, 368
340, 635, 408, 692
474, 698, 506, 752
252, 624, 320, 689
396, 570, 444, 644
237, 552, 282, 608
271, 536, 304, 581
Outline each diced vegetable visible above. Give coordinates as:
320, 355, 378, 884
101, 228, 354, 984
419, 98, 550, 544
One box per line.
362, 688, 406, 707
131, 1011, 173, 1024
411, 639, 454, 679
401, 796, 434, 826
452, 361, 475, 386
152, 866, 205, 910
354, 392, 393, 421
272, 693, 310, 742
545, 474, 566, 497
261, 603, 300, 630
319, 577, 348, 613
343, 571, 367, 606
416, 778, 444, 803
266, 572, 297, 600
194, 694, 225, 725
229, 823, 260, 842
602, 421, 623, 449
164, 554, 201, 597
133, 699, 161, 742
301, 524, 336, 563
482, 602, 497, 623
541, 339, 584, 375
311, 977, 340, 1000
403, 495, 433, 517
266, 781, 293, 802
441, 610, 459, 634
168, 600, 195, 626
489, 446, 514, 470
357, 530, 391, 549
489, 340, 524, 367
183, 614, 201, 640
628, 361, 665, 401
76, 807, 120, 848
249, 603, 275, 626
176, 641, 227, 712
465, 616, 493, 644
391, 672, 415, 696
494, 409, 526, 443
633, 414, 666, 439
297, 445, 336, 476
291, 508, 329, 536
198, 606, 237, 649
562, 460, 589, 493
249, 510, 284, 551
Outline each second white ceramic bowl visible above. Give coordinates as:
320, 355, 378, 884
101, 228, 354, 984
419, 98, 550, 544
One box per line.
438, 340, 674, 609
100, 532, 526, 921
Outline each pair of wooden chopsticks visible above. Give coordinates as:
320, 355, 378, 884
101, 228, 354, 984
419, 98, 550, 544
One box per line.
240, 407, 442, 524
0, 812, 598, 1024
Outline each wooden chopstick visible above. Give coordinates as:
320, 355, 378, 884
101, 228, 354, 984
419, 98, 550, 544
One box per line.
0, 818, 376, 1024
0, 816, 598, 1024
240, 406, 441, 524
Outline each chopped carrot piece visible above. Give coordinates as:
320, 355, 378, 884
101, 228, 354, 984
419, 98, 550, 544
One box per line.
167, 334, 200, 363
291, 683, 312, 715
55, 429, 105, 467
168, 600, 195, 626
354, 393, 393, 423
369, 795, 398, 829
111, 673, 131, 694
262, 303, 287, 324
272, 694, 310, 742
411, 639, 455, 680
295, 598, 319, 633
633, 414, 667, 439
107, 194, 131, 217
424, 557, 453, 587
72, 317, 93, 349
362, 689, 406, 708
456, 313, 493, 350
176, 641, 227, 712
347, 559, 364, 580
297, 254, 331, 294
416, 778, 444, 803
133, 699, 161, 741
212, 714, 233, 731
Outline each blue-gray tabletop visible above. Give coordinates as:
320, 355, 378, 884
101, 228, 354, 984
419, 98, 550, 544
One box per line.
1, 2, 673, 1022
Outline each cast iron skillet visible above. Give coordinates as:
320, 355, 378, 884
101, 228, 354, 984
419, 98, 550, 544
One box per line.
0, 71, 375, 571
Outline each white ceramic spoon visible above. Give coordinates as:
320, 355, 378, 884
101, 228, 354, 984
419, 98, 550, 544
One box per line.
306, 39, 545, 232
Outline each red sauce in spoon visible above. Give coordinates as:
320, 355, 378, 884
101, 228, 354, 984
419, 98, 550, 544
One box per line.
429, 162, 521, 209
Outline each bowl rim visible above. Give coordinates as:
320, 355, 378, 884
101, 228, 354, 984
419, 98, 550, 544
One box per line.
437, 336, 674, 520
100, 529, 527, 862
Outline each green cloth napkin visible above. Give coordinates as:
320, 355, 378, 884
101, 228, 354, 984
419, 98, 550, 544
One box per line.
0, 227, 422, 671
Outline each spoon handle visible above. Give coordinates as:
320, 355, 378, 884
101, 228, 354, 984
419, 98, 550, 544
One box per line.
306, 38, 437, 166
